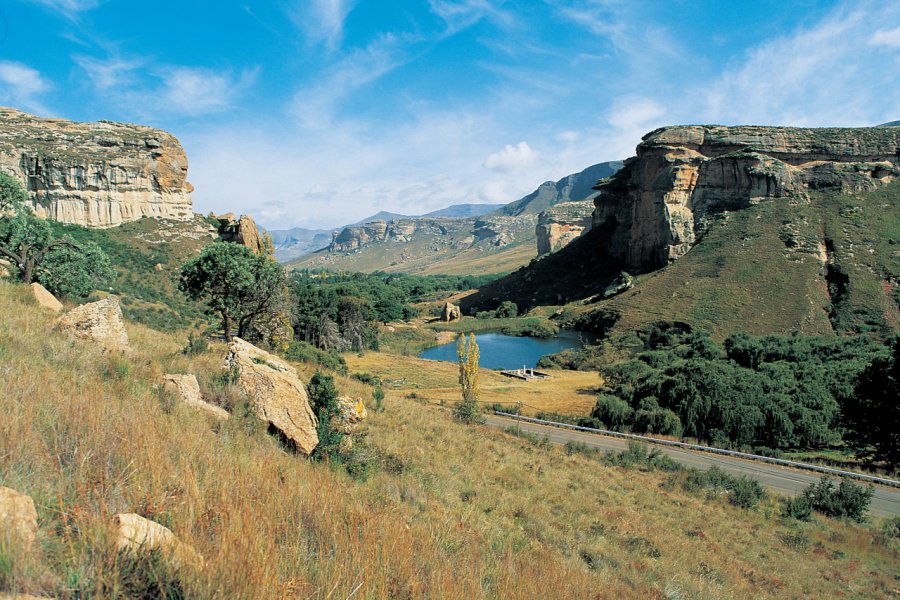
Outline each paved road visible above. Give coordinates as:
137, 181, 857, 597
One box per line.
485, 414, 900, 517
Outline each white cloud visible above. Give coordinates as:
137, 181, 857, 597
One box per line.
429, 0, 515, 35
606, 97, 668, 132
288, 0, 356, 49
483, 141, 539, 173
28, 0, 100, 14
0, 61, 52, 113
74, 55, 142, 90
871, 26, 900, 48
701, 4, 900, 126
159, 67, 257, 115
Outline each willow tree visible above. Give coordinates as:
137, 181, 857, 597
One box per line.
454, 333, 482, 423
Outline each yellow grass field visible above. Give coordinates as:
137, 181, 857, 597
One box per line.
346, 351, 601, 415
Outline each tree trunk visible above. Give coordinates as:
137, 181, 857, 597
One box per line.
22, 257, 34, 284
222, 311, 233, 342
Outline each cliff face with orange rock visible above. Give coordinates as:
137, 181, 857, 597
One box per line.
0, 108, 193, 228
593, 125, 900, 269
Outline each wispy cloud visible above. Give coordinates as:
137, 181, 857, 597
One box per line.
429, 0, 516, 35
0, 61, 52, 113
27, 0, 101, 19
159, 66, 259, 115
701, 4, 900, 126
74, 55, 143, 90
287, 0, 356, 50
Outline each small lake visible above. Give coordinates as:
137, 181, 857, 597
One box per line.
419, 331, 592, 370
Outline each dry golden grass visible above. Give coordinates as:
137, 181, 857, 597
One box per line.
1, 279, 898, 599
347, 352, 600, 415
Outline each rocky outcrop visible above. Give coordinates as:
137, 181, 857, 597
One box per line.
536, 200, 594, 255
441, 301, 461, 322
601, 272, 634, 299
472, 215, 537, 247
333, 396, 367, 435
0, 486, 38, 552
30, 282, 63, 312
54, 296, 129, 350
216, 213, 268, 255
0, 108, 193, 228
163, 374, 229, 420
114, 513, 202, 568
223, 338, 318, 456
593, 125, 900, 269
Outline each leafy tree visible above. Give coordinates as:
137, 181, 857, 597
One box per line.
844, 336, 899, 467
592, 394, 632, 431
34, 240, 115, 298
0, 174, 76, 284
179, 242, 286, 341
454, 333, 482, 423
495, 300, 518, 318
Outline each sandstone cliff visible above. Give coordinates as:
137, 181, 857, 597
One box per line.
216, 213, 268, 255
593, 125, 900, 269
536, 200, 594, 255
0, 108, 193, 228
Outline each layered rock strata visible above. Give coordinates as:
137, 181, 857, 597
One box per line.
593, 125, 900, 269
536, 200, 594, 255
216, 213, 268, 255
0, 107, 193, 228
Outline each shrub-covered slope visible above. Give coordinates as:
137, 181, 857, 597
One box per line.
1, 280, 898, 598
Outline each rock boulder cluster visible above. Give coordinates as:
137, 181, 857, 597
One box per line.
0, 108, 193, 228
53, 296, 129, 350
441, 301, 461, 322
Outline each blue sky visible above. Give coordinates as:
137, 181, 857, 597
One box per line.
1, 0, 899, 229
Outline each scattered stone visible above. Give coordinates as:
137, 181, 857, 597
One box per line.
333, 396, 368, 435
223, 338, 318, 456
163, 374, 229, 420
441, 302, 461, 322
0, 486, 38, 552
113, 513, 202, 569
154, 262, 164, 271
30, 283, 63, 312
54, 296, 129, 350
601, 272, 634, 299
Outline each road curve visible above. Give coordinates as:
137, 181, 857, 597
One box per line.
485, 414, 900, 518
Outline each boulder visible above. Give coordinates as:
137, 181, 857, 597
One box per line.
30, 283, 63, 312
601, 272, 634, 299
113, 513, 202, 569
54, 296, 129, 350
0, 487, 38, 552
333, 396, 368, 435
163, 374, 229, 420
223, 338, 318, 456
441, 302, 461, 322
0, 258, 11, 277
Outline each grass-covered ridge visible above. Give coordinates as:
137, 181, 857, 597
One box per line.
2, 279, 899, 598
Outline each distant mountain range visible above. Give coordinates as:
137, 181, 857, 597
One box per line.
879, 120, 900, 126
283, 160, 625, 274
268, 203, 506, 261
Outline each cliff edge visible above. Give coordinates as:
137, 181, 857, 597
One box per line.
0, 108, 194, 228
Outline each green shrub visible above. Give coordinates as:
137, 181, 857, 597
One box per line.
495, 300, 518, 318
781, 496, 813, 521
592, 394, 632, 431
351, 372, 381, 386
308, 372, 344, 461
801, 476, 874, 522
727, 476, 767, 509
453, 398, 483, 424
373, 386, 385, 413
284, 340, 348, 375
182, 332, 209, 355
107, 549, 185, 599
882, 515, 900, 539
779, 529, 810, 551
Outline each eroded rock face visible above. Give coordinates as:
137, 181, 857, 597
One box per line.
441, 302, 461, 322
0, 107, 193, 228
54, 296, 129, 350
216, 214, 268, 255
0, 486, 38, 552
163, 374, 229, 420
114, 513, 202, 568
30, 282, 63, 312
593, 125, 900, 269
536, 200, 594, 255
223, 338, 318, 456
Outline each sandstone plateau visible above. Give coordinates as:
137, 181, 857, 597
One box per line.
593, 125, 900, 269
0, 108, 193, 228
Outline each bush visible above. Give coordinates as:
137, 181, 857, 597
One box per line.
453, 398, 483, 424
632, 408, 682, 437
106, 549, 185, 599
351, 372, 381, 386
182, 332, 209, 355
373, 386, 385, 412
284, 340, 348, 375
308, 372, 344, 461
801, 476, 874, 522
781, 496, 813, 521
495, 300, 518, 318
727, 476, 767, 509
592, 394, 632, 431
882, 515, 900, 539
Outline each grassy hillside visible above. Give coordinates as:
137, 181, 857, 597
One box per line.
2, 280, 899, 598
465, 182, 900, 340
47, 216, 219, 331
